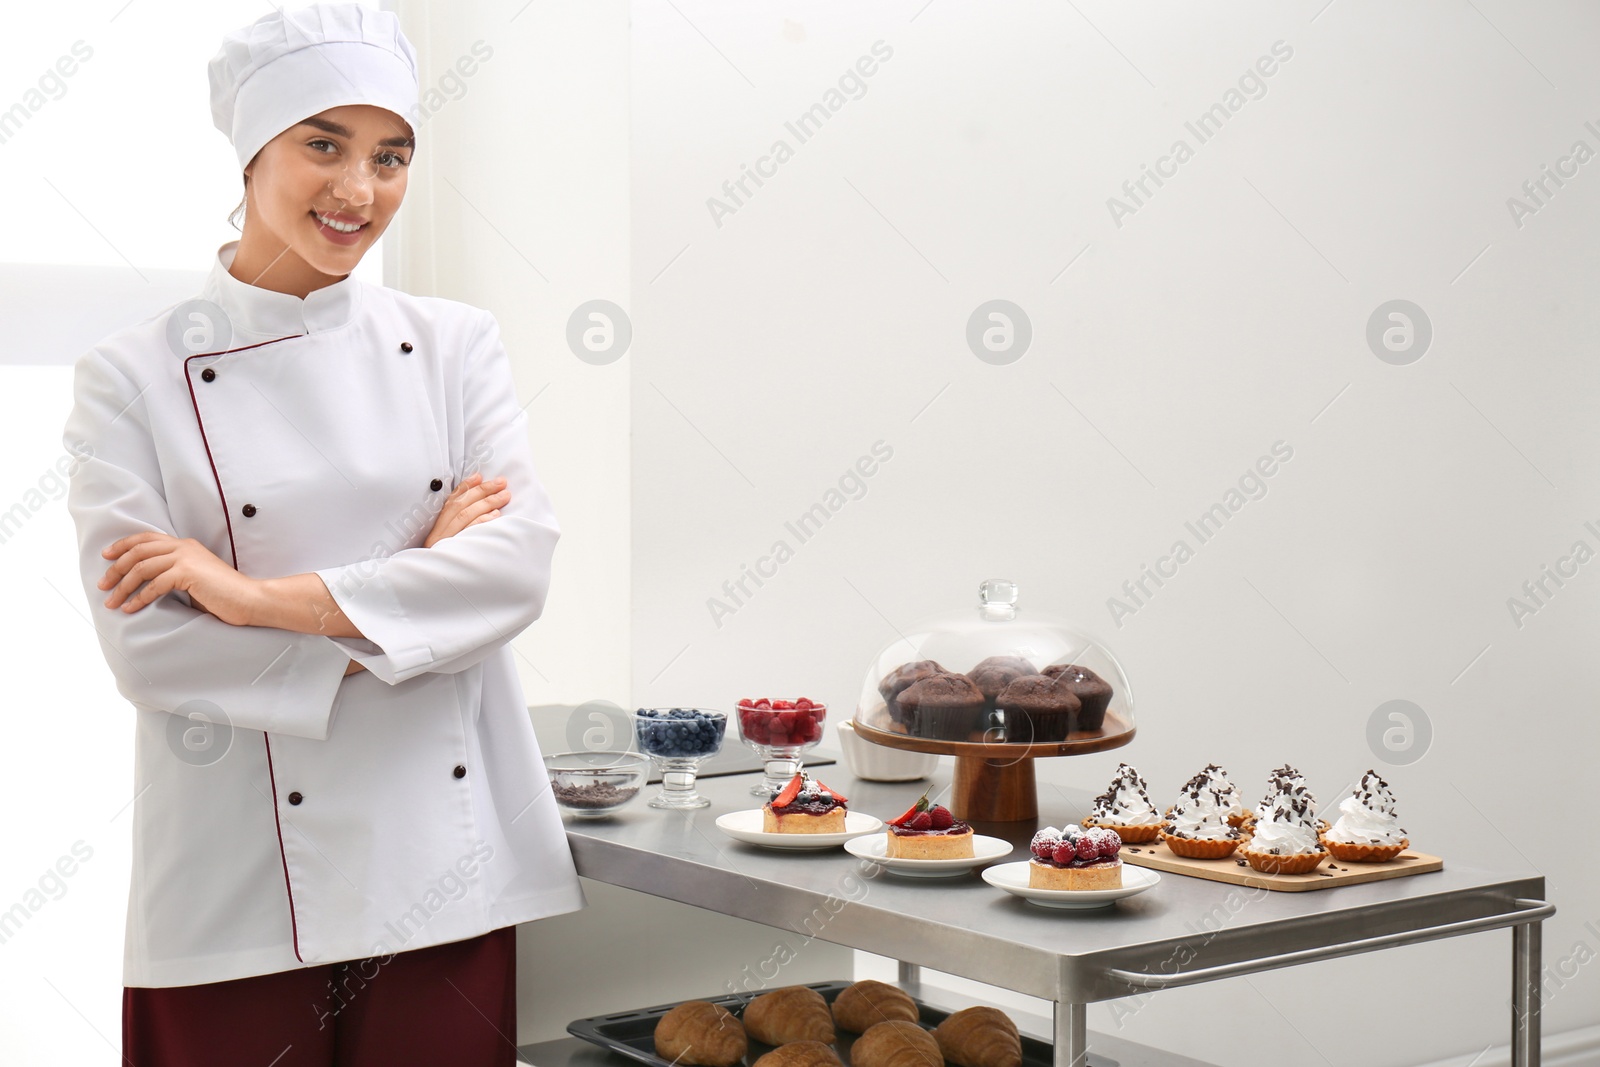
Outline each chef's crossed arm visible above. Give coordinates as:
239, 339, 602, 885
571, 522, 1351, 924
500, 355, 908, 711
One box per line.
64, 347, 354, 742
64, 310, 558, 732
310, 308, 561, 686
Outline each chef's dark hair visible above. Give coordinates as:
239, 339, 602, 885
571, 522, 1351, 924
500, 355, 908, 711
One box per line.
228, 179, 246, 231
228, 159, 252, 232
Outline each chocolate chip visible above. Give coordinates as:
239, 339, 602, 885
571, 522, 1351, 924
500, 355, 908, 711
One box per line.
553, 781, 640, 808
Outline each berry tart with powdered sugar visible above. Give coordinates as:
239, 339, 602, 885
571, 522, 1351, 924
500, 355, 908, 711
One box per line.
1028, 824, 1123, 890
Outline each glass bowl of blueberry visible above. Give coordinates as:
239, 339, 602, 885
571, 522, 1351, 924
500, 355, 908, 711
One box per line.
544, 750, 650, 818
633, 708, 727, 809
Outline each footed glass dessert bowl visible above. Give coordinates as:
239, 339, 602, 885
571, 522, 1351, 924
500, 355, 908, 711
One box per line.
634, 708, 726, 809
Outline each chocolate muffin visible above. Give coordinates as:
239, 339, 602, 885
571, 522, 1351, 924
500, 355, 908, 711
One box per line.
896, 673, 989, 740
877, 660, 947, 729
965, 655, 1038, 707
1041, 663, 1113, 730
994, 675, 1081, 743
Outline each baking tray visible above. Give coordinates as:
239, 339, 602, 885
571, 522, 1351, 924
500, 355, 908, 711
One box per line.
567, 979, 1120, 1067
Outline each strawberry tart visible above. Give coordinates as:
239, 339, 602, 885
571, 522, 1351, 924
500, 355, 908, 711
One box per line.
884, 789, 974, 859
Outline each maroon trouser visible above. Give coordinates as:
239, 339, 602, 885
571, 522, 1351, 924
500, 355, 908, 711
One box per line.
123, 926, 519, 1067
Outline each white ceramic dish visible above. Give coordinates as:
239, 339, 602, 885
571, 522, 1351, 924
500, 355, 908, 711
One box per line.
715, 809, 883, 849
835, 720, 939, 781
981, 861, 1160, 908
843, 833, 1013, 877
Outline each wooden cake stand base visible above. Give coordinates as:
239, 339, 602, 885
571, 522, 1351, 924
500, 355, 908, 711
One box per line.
852, 710, 1135, 822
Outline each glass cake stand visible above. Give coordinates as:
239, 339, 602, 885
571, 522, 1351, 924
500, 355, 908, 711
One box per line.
851, 579, 1136, 822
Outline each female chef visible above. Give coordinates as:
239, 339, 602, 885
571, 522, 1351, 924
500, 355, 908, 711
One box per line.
59, 6, 586, 1065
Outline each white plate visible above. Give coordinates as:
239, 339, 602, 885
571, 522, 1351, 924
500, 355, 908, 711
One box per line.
715, 809, 883, 849
982, 861, 1160, 908
843, 833, 1013, 877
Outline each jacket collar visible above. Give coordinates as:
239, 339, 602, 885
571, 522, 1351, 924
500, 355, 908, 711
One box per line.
201, 240, 363, 339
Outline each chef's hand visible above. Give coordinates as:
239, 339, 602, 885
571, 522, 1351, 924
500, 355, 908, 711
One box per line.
98, 532, 261, 626
423, 471, 510, 548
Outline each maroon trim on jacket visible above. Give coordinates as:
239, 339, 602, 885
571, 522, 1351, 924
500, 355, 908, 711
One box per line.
182, 336, 299, 567
182, 333, 308, 962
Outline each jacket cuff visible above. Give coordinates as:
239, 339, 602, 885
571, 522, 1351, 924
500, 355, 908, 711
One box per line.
314, 565, 435, 683
257, 631, 358, 740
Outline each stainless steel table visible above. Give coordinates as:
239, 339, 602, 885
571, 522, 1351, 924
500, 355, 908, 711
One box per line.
557, 766, 1551, 1067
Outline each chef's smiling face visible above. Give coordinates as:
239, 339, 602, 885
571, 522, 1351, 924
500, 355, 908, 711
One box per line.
232, 104, 414, 298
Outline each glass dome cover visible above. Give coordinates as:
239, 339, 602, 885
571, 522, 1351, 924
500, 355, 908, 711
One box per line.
854, 578, 1135, 749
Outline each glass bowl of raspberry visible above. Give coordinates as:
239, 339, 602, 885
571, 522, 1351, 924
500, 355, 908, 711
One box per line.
735, 697, 827, 797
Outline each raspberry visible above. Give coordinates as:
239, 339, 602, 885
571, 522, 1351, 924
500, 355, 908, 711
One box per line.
738, 698, 755, 708
1075, 835, 1098, 860
796, 697, 815, 709
928, 806, 954, 830
754, 698, 772, 710
773, 700, 795, 710
1052, 840, 1076, 865
1082, 827, 1121, 859
907, 811, 934, 830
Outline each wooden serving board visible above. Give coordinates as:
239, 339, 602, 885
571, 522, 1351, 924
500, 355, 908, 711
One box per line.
1119, 838, 1442, 892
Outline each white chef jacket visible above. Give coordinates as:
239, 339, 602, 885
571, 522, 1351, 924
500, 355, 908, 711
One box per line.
61, 240, 586, 988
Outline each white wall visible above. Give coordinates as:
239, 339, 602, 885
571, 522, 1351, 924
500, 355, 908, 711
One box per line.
629, 2, 1600, 1065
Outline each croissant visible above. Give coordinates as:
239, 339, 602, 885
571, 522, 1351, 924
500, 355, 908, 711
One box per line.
850, 1019, 942, 1067
654, 1000, 748, 1067
752, 1039, 843, 1067
933, 1006, 1020, 1067
744, 986, 837, 1045
832, 980, 919, 1033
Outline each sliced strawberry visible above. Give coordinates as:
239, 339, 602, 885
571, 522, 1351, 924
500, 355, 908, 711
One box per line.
773, 772, 804, 808
888, 803, 919, 827
888, 789, 931, 827
816, 780, 847, 804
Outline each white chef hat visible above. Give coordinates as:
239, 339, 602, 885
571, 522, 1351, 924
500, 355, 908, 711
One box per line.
208, 3, 421, 174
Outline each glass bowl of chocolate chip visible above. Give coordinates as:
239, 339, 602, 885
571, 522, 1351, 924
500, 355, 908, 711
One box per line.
544, 750, 650, 818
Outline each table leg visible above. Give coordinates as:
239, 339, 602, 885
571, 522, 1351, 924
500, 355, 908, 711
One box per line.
1512, 919, 1542, 1067
1053, 1001, 1087, 1067
898, 961, 922, 996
